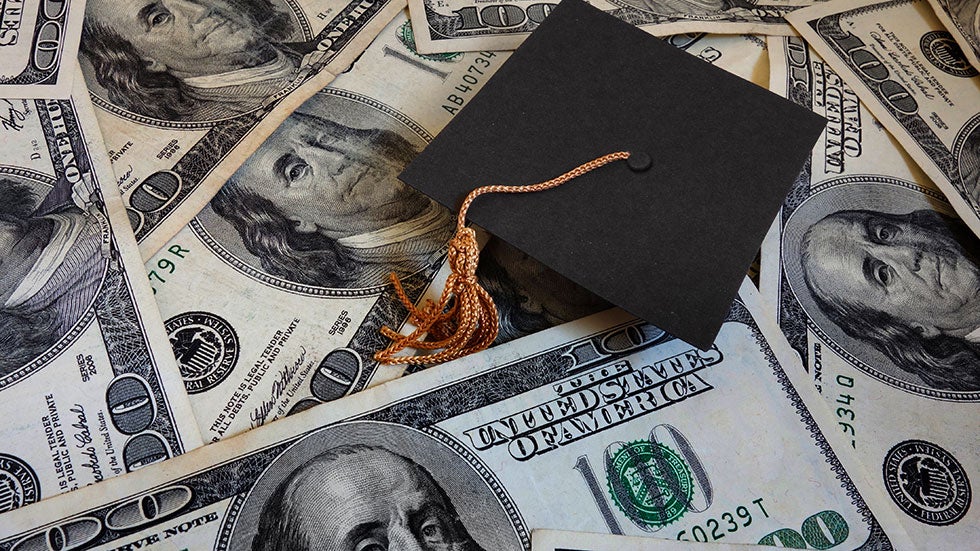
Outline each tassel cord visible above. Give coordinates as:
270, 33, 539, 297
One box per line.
374, 151, 631, 366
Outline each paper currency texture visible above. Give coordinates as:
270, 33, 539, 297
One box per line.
0, 281, 915, 549
763, 33, 980, 550
78, 0, 404, 258
926, 0, 980, 70
407, 0, 808, 54
0, 0, 86, 98
0, 68, 202, 516
145, 19, 768, 442
532, 529, 763, 550
144, 14, 509, 441
788, 0, 980, 240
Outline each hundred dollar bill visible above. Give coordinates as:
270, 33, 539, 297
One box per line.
78, 0, 404, 259
926, 0, 980, 70
675, 33, 770, 87
788, 0, 980, 240
407, 0, 808, 54
532, 529, 760, 550
0, 280, 916, 550
144, 13, 511, 442
762, 35, 980, 549
0, 69, 202, 516
0, 0, 86, 98
145, 21, 768, 443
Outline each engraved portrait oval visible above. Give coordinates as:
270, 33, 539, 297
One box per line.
0, 170, 110, 385
953, 114, 980, 201
939, 0, 980, 52
78, 0, 313, 127
192, 89, 454, 295
222, 421, 525, 551
781, 176, 980, 401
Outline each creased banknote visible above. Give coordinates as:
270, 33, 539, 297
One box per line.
0, 0, 86, 98
788, 0, 980, 241
926, 0, 980, 70
762, 35, 980, 550
144, 13, 510, 442
532, 529, 761, 550
0, 68, 202, 517
407, 0, 807, 54
0, 281, 915, 550
145, 19, 768, 443
78, 0, 405, 259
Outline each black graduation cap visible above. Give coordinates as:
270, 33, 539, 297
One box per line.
400, 0, 825, 349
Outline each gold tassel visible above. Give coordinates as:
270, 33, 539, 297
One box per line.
375, 151, 632, 366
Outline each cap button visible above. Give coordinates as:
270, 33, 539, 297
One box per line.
627, 152, 652, 172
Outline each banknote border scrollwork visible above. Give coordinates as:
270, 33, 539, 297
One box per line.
89, 94, 228, 130
188, 87, 436, 298
84, 0, 315, 130
319, 88, 435, 143
27, 97, 187, 453
218, 420, 526, 550
604, 0, 791, 25
0, 167, 104, 389
419, 0, 793, 44
421, 1, 539, 41
284, 0, 314, 43
819, 0, 918, 18
190, 218, 394, 298
0, 0, 72, 87
422, 424, 530, 549
778, 175, 980, 402
0, 301, 896, 549
951, 113, 980, 181
746, 298, 894, 550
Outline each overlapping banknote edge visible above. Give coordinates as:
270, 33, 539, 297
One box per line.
406, 0, 799, 55
531, 529, 767, 550
0, 64, 203, 509
132, 0, 409, 259
762, 26, 980, 550
925, 0, 980, 71
64, 63, 204, 450
0, 279, 914, 549
785, 0, 980, 240
0, 0, 87, 98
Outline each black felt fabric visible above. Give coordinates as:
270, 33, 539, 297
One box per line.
400, 0, 825, 349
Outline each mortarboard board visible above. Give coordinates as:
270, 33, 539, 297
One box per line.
399, 0, 825, 350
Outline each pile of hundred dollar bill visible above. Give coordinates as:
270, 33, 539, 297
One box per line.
0, 0, 976, 549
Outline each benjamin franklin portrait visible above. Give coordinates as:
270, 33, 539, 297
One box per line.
203, 96, 454, 289
251, 445, 487, 551
80, 0, 309, 122
0, 178, 108, 375
227, 422, 522, 551
800, 207, 980, 392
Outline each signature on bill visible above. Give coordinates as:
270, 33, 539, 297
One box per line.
1, 99, 28, 132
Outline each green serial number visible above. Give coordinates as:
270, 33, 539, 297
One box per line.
676, 497, 769, 542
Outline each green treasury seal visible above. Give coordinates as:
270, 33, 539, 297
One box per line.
607, 440, 694, 527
